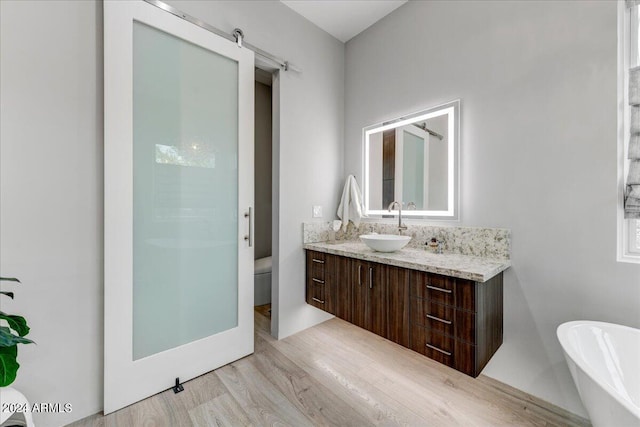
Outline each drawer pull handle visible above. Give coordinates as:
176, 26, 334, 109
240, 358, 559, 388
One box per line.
312, 259, 325, 264
369, 267, 373, 289
312, 278, 325, 284
426, 285, 452, 294
427, 314, 452, 325
426, 343, 451, 356
312, 297, 325, 304
358, 265, 362, 286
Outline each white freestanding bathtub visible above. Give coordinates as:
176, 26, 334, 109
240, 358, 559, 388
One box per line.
557, 321, 640, 427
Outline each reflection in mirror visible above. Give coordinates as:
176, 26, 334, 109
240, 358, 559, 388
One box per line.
363, 100, 459, 218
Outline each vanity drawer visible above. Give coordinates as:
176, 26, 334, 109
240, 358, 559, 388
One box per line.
306, 251, 327, 309
410, 271, 476, 312
411, 272, 454, 306
308, 281, 326, 309
411, 297, 453, 336
411, 324, 478, 374
307, 251, 326, 281
410, 297, 476, 342
410, 325, 454, 367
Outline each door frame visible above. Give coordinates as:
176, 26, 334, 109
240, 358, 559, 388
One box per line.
104, 0, 254, 413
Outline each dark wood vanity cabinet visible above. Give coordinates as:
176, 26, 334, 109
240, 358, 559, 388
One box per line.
305, 250, 503, 377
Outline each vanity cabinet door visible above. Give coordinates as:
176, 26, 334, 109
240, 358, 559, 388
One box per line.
351, 260, 386, 337
368, 263, 387, 337
322, 254, 339, 315
387, 265, 410, 347
333, 255, 352, 322
351, 260, 369, 330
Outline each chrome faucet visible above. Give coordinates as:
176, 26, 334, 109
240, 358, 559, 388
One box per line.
388, 201, 407, 234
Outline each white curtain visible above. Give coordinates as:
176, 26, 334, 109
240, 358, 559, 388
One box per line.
625, 1, 640, 218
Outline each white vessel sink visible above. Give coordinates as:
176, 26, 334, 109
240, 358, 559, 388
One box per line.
360, 234, 411, 252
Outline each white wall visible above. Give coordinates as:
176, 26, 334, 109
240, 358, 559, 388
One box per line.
345, 0, 640, 417
0, 1, 104, 426
0, 0, 342, 425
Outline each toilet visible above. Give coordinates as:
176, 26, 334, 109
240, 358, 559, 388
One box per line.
254, 256, 272, 306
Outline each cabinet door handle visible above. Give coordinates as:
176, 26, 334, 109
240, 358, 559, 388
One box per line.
369, 267, 373, 289
312, 258, 325, 264
426, 343, 451, 356
426, 285, 452, 294
312, 278, 325, 284
312, 297, 325, 304
358, 265, 362, 286
243, 207, 253, 247
427, 314, 452, 325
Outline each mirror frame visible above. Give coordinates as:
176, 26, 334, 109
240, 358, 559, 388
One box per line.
362, 99, 460, 219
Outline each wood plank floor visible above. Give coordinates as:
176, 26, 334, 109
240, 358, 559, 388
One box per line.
68, 309, 590, 427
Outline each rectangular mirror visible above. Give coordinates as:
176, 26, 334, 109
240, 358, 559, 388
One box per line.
363, 99, 460, 219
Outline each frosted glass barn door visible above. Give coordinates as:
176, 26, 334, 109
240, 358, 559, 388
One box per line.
104, 1, 254, 413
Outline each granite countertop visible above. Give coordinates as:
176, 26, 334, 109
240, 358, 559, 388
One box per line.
303, 240, 511, 282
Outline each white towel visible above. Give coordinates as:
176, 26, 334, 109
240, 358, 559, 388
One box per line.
336, 175, 365, 231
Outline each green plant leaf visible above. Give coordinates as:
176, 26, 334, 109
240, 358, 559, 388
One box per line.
0, 327, 34, 347
0, 345, 19, 387
0, 277, 20, 283
0, 311, 29, 337
0, 292, 14, 299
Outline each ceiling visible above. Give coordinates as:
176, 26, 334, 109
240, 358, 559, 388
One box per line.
280, 0, 408, 43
